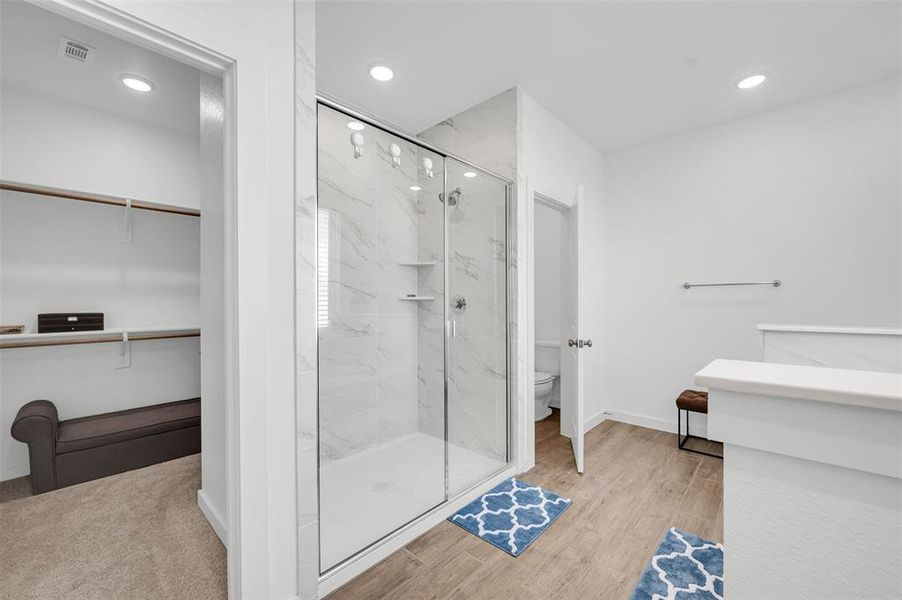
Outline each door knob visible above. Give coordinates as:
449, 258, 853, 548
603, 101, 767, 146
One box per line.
568, 339, 577, 347
584, 339, 592, 348
570, 339, 593, 349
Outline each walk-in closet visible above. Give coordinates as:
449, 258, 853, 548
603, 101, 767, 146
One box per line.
0, 1, 228, 591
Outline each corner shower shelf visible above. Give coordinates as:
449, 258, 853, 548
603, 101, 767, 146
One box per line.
397, 261, 437, 267
0, 326, 200, 349
398, 296, 435, 301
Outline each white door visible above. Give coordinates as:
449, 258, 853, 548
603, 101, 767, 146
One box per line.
559, 186, 586, 473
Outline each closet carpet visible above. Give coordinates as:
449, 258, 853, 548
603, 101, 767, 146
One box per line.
0, 454, 227, 600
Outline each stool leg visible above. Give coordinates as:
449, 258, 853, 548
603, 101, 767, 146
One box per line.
678, 408, 687, 449
677, 408, 723, 459
685, 410, 690, 448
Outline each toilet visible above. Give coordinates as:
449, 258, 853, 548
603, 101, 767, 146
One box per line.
535, 371, 556, 421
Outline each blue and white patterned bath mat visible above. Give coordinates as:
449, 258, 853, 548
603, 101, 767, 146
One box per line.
447, 477, 571, 556
630, 528, 724, 600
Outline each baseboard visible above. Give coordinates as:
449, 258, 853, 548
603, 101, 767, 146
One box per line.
585, 410, 607, 433
197, 489, 228, 547
1, 463, 30, 483
600, 409, 708, 438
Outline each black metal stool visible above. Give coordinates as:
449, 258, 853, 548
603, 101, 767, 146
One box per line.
676, 390, 722, 459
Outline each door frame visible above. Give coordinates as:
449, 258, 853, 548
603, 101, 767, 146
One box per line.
525, 187, 583, 472
29, 0, 242, 595
532, 192, 572, 441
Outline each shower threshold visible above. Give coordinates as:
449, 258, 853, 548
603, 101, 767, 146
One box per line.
319, 431, 506, 572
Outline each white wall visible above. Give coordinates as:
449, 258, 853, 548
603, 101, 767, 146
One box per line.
0, 85, 201, 481
521, 90, 606, 443
1, 88, 200, 210
199, 72, 227, 544
533, 200, 563, 405
534, 201, 563, 346
602, 79, 902, 434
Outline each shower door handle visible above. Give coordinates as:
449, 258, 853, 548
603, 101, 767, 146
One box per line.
448, 320, 457, 337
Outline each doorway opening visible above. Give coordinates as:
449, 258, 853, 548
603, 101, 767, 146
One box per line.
532, 192, 583, 473
0, 1, 231, 596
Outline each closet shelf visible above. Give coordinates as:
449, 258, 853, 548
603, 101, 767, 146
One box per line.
399, 296, 435, 301
0, 326, 200, 349
0, 180, 201, 217
398, 261, 437, 267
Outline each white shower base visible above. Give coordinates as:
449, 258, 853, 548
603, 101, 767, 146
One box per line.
320, 431, 506, 571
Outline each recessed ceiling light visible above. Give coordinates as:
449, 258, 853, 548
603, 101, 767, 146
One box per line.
463, 171, 477, 178
737, 74, 766, 90
369, 64, 394, 82
120, 74, 154, 92
409, 185, 422, 191
347, 121, 365, 131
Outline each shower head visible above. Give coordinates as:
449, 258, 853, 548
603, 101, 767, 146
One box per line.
439, 187, 462, 207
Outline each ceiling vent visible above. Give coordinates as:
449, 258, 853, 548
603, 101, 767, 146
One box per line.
57, 37, 94, 64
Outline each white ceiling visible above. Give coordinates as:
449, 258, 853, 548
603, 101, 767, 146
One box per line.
316, 1, 901, 152
0, 1, 200, 136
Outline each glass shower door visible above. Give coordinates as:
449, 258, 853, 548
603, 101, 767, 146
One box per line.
445, 158, 509, 495
317, 104, 446, 571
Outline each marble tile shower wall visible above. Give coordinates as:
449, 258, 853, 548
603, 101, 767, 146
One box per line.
294, 2, 318, 594
419, 89, 518, 179
317, 91, 516, 473
415, 165, 510, 470
420, 90, 518, 471
415, 151, 445, 441
447, 170, 509, 468
317, 106, 423, 461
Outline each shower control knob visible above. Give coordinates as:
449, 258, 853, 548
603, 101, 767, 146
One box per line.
451, 294, 467, 313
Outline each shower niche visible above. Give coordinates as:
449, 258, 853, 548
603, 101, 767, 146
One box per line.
316, 102, 511, 572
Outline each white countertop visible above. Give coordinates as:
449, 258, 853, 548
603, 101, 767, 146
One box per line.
696, 359, 902, 412
757, 324, 902, 336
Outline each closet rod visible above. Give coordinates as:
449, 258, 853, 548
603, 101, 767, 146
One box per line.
0, 331, 200, 350
0, 181, 201, 217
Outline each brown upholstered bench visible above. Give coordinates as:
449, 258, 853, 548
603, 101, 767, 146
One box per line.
676, 389, 722, 459
11, 398, 200, 494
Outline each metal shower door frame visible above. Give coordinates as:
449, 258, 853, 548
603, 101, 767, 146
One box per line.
314, 96, 513, 576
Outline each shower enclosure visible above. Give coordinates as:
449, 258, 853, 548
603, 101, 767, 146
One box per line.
317, 101, 511, 572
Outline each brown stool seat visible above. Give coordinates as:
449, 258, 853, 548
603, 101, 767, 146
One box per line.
675, 389, 721, 459
676, 390, 708, 414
